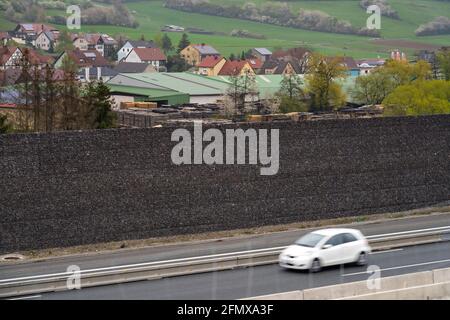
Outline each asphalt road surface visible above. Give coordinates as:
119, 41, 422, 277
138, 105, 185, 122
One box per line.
7, 240, 450, 300
1, 212, 449, 282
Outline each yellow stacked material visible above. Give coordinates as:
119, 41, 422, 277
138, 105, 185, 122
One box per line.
286, 112, 299, 121
120, 102, 136, 109
134, 102, 157, 109
248, 115, 263, 122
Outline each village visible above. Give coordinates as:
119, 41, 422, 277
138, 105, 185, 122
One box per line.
0, 23, 449, 132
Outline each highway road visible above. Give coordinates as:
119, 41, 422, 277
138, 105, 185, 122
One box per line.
1, 212, 449, 281
9, 241, 450, 300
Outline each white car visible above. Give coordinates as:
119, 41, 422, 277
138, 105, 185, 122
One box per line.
279, 228, 371, 272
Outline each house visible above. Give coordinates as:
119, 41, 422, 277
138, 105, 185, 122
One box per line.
338, 57, 360, 77
251, 48, 272, 62
54, 49, 110, 69
100, 34, 118, 59
122, 48, 167, 71
114, 62, 157, 74
77, 67, 119, 83
259, 60, 303, 75
272, 47, 311, 62
356, 58, 385, 75
180, 44, 220, 66
12, 23, 58, 45
117, 40, 156, 62
218, 60, 255, 76
35, 30, 60, 52
197, 56, 226, 76
246, 58, 263, 73
0, 46, 23, 70
72, 33, 117, 57
0, 32, 11, 46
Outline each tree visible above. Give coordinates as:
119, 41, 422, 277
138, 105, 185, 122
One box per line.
84, 80, 116, 129
305, 54, 347, 111
352, 59, 432, 106
55, 31, 75, 53
437, 48, 450, 81
383, 80, 450, 116
161, 33, 174, 54
276, 74, 307, 113
229, 53, 236, 61
0, 114, 11, 134
225, 71, 257, 115
177, 33, 190, 53
166, 55, 192, 72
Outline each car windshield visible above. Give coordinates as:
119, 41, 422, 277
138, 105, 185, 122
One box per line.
295, 233, 325, 248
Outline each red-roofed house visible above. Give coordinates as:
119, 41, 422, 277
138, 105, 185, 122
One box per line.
246, 58, 263, 73
198, 55, 226, 76
122, 48, 167, 71
54, 48, 110, 69
12, 23, 58, 45
0, 46, 22, 70
218, 60, 255, 76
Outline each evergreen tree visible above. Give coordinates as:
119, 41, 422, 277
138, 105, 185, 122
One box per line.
177, 33, 190, 53
161, 33, 173, 54
87, 80, 116, 129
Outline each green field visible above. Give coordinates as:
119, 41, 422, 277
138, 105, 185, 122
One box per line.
1, 0, 449, 58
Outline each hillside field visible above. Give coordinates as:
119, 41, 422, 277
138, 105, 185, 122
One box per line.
1, 0, 449, 58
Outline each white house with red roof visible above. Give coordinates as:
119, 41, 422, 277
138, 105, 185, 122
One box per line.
122, 48, 167, 71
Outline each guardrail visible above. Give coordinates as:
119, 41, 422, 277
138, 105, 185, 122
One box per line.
1, 225, 450, 298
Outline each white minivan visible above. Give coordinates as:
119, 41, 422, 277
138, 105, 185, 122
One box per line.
279, 228, 371, 272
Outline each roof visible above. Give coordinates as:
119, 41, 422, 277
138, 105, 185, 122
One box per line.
107, 84, 188, 100
16, 23, 56, 33
64, 49, 109, 67
114, 62, 155, 73
132, 48, 166, 62
253, 48, 272, 56
218, 60, 252, 75
40, 30, 60, 42
0, 32, 11, 40
0, 46, 19, 65
272, 47, 311, 60
246, 58, 263, 69
100, 34, 117, 45
127, 40, 156, 48
192, 44, 220, 55
198, 55, 224, 68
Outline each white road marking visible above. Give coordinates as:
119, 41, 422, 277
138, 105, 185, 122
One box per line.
369, 248, 403, 255
343, 258, 450, 277
8, 295, 41, 300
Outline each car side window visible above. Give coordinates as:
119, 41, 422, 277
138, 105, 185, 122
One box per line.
325, 234, 344, 246
343, 233, 358, 243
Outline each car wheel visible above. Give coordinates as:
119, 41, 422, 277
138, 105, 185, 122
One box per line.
310, 258, 321, 273
356, 252, 368, 266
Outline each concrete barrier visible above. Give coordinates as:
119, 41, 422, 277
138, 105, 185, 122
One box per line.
245, 267, 450, 300
303, 271, 433, 300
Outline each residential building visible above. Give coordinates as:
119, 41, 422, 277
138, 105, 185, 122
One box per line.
356, 58, 385, 75
72, 33, 117, 57
100, 34, 118, 59
0, 46, 23, 70
391, 49, 407, 61
114, 62, 157, 74
246, 58, 263, 73
78, 67, 119, 83
122, 48, 167, 71
251, 48, 272, 62
54, 49, 110, 69
197, 56, 226, 76
272, 47, 311, 63
259, 60, 303, 75
218, 60, 255, 76
180, 44, 220, 66
0, 32, 11, 46
35, 30, 60, 52
339, 56, 360, 77
12, 23, 58, 45
117, 40, 156, 62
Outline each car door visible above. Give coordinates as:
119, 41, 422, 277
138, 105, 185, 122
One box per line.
320, 234, 344, 266
341, 233, 360, 263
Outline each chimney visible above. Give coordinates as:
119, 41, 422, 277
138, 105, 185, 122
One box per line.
85, 67, 90, 82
